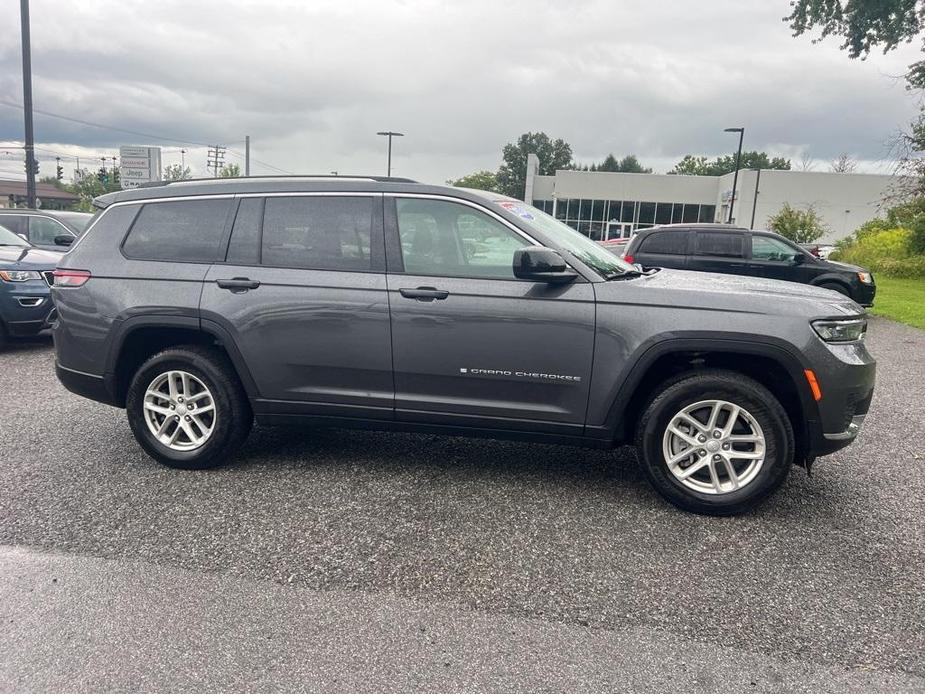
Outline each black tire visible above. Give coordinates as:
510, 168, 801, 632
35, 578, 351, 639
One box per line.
125, 345, 253, 470
818, 281, 850, 297
0, 321, 7, 351
635, 369, 793, 516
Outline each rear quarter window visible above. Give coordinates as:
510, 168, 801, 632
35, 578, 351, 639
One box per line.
638, 230, 689, 255
122, 199, 232, 262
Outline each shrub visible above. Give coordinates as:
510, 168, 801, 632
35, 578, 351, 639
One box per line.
767, 203, 828, 244
909, 215, 925, 255
830, 227, 911, 268
876, 256, 925, 278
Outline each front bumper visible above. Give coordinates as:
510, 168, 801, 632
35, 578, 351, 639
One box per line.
2, 280, 54, 336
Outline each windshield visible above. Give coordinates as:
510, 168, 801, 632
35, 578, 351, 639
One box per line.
0, 223, 29, 247
485, 198, 637, 278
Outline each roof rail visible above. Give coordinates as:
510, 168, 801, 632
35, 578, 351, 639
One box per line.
136, 174, 417, 188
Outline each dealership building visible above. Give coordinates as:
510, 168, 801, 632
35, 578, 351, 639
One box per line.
524, 161, 897, 244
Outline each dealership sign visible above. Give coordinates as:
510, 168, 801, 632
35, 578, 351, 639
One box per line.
119, 146, 162, 189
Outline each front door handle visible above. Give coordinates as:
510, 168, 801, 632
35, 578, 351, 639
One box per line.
216, 277, 260, 292
399, 287, 449, 301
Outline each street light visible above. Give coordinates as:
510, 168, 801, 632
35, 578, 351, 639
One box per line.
376, 131, 404, 177
724, 127, 745, 224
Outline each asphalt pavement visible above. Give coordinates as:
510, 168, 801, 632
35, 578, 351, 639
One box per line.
0, 317, 923, 692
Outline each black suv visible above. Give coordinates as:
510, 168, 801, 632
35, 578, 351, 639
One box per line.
623, 224, 875, 306
52, 177, 875, 515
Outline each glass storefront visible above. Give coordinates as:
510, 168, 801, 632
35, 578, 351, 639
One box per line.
533, 198, 717, 241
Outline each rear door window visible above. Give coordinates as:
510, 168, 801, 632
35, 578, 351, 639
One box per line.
122, 199, 232, 262
261, 196, 377, 271
225, 198, 263, 265
694, 231, 745, 258
29, 216, 71, 246
637, 230, 689, 255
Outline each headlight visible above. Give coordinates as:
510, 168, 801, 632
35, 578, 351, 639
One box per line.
812, 318, 867, 342
857, 272, 873, 284
0, 270, 42, 282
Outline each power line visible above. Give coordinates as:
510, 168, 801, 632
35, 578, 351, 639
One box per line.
0, 98, 235, 148
226, 147, 294, 175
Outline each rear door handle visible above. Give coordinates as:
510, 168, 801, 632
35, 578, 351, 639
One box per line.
399, 287, 449, 301
216, 277, 260, 292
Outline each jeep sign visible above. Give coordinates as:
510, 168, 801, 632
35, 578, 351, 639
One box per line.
119, 146, 162, 189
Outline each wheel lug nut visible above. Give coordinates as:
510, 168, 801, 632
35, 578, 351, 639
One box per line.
698, 435, 706, 442
185, 415, 191, 421
713, 454, 721, 461
169, 404, 175, 410
713, 430, 722, 438
722, 443, 730, 450
174, 416, 180, 422
699, 449, 706, 456
178, 397, 184, 403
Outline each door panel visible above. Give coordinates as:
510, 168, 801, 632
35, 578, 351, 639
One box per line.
747, 235, 817, 284
687, 230, 748, 276
388, 274, 595, 428
201, 265, 393, 416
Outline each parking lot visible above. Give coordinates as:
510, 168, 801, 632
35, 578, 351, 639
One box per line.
0, 317, 923, 691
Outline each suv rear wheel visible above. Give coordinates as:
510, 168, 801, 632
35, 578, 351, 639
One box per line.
126, 345, 252, 469
635, 369, 793, 515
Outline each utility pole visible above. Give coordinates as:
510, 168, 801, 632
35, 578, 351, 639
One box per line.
207, 145, 226, 177
244, 135, 250, 176
20, 0, 36, 208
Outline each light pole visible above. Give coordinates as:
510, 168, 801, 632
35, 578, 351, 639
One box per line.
724, 127, 744, 224
376, 131, 404, 177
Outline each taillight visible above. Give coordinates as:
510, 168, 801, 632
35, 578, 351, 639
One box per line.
623, 254, 634, 263
52, 269, 91, 287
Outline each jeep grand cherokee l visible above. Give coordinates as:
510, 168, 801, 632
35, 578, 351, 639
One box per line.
51, 177, 875, 515
0, 223, 59, 350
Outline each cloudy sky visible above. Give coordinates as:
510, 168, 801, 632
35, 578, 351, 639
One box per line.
0, 0, 922, 183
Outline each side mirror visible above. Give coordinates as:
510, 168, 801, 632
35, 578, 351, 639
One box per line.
54, 234, 74, 247
791, 254, 805, 265
513, 246, 578, 284
17, 233, 28, 242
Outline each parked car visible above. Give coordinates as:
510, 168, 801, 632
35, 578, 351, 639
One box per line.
0, 223, 59, 350
623, 224, 875, 306
0, 209, 92, 252
52, 178, 875, 515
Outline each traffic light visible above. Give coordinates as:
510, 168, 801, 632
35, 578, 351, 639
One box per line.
24, 158, 39, 176
56, 157, 63, 181
97, 168, 108, 184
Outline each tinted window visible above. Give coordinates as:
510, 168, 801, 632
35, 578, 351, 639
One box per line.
226, 198, 262, 265
397, 198, 528, 279
262, 196, 373, 271
122, 199, 231, 262
695, 231, 744, 258
639, 230, 688, 255
0, 215, 28, 236
752, 235, 798, 262
30, 217, 70, 245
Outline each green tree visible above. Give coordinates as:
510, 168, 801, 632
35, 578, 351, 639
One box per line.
581, 153, 652, 173
62, 169, 119, 211
220, 163, 241, 178
669, 151, 791, 175
447, 170, 500, 192
164, 164, 192, 181
496, 132, 574, 199
767, 203, 828, 244
787, 0, 925, 88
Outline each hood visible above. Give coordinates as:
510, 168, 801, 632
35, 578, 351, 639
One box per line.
820, 258, 866, 273
0, 245, 63, 270
595, 268, 863, 318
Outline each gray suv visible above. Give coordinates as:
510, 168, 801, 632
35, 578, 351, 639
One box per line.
52, 177, 875, 515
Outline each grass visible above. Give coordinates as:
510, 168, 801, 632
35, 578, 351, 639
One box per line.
870, 277, 925, 330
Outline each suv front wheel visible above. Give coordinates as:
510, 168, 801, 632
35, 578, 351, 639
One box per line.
636, 370, 793, 515
126, 345, 253, 469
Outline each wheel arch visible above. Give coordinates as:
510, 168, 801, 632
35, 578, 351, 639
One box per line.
604, 336, 820, 465
107, 315, 259, 406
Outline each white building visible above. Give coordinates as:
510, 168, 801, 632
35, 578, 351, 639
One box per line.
527, 167, 898, 244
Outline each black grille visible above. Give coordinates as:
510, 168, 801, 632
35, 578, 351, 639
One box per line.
42, 271, 54, 286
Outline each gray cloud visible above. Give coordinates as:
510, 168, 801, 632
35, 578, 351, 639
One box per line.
0, 0, 920, 181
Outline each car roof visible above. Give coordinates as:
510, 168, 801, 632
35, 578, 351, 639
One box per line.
91, 175, 472, 208
638, 223, 751, 234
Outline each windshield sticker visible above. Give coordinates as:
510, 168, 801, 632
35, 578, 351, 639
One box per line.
498, 201, 535, 220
